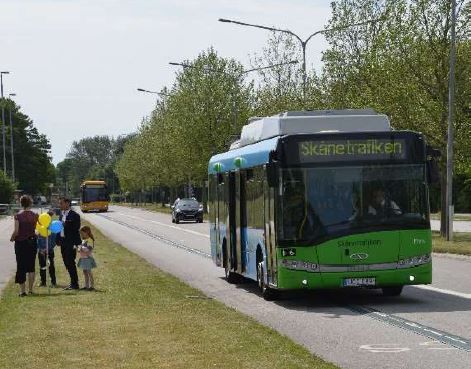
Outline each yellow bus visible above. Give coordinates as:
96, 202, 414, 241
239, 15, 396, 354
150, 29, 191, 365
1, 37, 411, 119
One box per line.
80, 180, 110, 213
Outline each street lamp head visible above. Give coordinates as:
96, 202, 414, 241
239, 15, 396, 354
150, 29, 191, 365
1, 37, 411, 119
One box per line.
288, 60, 299, 65
9, 93, 16, 97
218, 18, 232, 23
169, 62, 192, 69
137, 88, 147, 92
0, 71, 10, 75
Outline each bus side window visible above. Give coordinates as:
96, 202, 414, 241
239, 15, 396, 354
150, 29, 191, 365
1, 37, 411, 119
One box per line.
246, 169, 254, 181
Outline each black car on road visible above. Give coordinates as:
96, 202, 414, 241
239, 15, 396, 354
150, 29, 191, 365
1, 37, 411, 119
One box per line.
171, 198, 203, 224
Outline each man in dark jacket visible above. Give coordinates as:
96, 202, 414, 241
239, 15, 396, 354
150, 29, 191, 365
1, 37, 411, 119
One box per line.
57, 197, 81, 290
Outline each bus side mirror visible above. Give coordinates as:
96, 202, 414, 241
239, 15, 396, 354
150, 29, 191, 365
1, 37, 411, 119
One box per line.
426, 146, 441, 185
266, 163, 278, 188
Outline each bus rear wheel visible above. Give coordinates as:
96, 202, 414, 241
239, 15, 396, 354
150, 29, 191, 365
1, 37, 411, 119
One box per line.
223, 244, 240, 284
382, 286, 403, 297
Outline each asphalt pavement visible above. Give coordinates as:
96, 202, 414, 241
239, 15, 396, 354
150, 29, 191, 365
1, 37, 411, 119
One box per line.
0, 217, 16, 295
80, 205, 471, 369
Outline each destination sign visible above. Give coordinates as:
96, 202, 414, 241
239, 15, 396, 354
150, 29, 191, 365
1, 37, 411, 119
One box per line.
298, 139, 407, 163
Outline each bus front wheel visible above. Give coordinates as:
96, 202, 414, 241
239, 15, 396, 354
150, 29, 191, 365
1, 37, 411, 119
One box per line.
257, 261, 278, 301
382, 286, 403, 297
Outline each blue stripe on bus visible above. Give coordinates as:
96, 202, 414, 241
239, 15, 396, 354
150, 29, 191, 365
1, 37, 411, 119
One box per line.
208, 136, 279, 174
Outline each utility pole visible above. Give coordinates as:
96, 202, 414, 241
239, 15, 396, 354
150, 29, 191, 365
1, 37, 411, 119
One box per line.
0, 71, 10, 174
445, 0, 457, 241
8, 93, 16, 182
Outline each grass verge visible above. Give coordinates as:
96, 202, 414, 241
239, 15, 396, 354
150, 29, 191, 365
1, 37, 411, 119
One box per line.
0, 221, 337, 369
433, 231, 471, 256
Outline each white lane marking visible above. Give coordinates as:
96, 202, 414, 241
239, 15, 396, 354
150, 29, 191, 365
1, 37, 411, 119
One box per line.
419, 341, 457, 351
359, 344, 410, 353
116, 212, 210, 239
413, 285, 471, 299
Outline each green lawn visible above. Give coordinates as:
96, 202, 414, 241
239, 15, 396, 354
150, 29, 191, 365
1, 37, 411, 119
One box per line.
0, 222, 337, 369
433, 231, 471, 256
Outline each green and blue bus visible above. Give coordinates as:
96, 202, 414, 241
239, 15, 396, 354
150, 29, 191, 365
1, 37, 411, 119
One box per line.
208, 110, 438, 299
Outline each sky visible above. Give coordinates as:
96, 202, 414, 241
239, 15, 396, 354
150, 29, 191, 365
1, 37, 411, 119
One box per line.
0, 0, 332, 164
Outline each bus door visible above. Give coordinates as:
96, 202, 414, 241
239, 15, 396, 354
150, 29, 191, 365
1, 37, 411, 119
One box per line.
228, 171, 238, 271
264, 177, 277, 285
214, 175, 224, 266
236, 171, 247, 273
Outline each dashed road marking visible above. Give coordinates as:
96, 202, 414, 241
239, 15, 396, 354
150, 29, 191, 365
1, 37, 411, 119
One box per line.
360, 344, 410, 353
349, 305, 471, 352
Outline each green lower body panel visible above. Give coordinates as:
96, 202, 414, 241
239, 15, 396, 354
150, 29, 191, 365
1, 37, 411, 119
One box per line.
276, 263, 432, 290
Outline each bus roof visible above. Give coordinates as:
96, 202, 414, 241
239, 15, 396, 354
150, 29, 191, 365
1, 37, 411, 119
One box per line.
209, 136, 278, 174
209, 110, 393, 174
238, 110, 390, 148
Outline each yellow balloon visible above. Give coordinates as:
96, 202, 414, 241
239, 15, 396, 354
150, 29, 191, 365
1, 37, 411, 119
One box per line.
37, 224, 51, 238
38, 213, 52, 227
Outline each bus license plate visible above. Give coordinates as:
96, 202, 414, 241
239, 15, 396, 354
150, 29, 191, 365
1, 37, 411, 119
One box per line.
343, 277, 376, 287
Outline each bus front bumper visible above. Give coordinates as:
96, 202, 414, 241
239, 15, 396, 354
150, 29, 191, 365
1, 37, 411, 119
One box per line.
81, 203, 109, 212
275, 263, 432, 290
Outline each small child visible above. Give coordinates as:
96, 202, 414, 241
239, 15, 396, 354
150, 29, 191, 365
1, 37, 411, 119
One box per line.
37, 210, 57, 287
77, 226, 97, 291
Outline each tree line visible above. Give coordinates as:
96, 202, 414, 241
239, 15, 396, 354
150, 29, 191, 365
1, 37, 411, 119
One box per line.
0, 98, 55, 203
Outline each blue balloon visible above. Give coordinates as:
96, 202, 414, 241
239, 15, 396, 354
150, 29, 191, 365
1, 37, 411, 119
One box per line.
49, 220, 63, 234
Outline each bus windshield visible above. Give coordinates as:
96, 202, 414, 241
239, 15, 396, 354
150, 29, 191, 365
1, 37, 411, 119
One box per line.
82, 186, 108, 203
278, 164, 429, 245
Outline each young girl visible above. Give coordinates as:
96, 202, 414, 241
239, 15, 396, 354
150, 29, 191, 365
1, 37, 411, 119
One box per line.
77, 226, 97, 291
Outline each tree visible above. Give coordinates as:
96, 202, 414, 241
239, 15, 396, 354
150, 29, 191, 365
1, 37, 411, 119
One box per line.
0, 98, 54, 195
251, 32, 324, 115
116, 48, 253, 195
0, 170, 15, 203
322, 0, 471, 232
56, 135, 133, 196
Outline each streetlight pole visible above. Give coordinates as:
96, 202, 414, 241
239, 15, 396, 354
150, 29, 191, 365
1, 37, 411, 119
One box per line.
446, 0, 457, 241
0, 71, 10, 174
219, 18, 381, 105
8, 93, 16, 182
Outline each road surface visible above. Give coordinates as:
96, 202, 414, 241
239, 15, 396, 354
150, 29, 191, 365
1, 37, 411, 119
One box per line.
0, 217, 16, 295
80, 205, 471, 369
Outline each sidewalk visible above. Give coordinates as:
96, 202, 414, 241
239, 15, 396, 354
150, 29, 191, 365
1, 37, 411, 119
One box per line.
0, 217, 15, 295
431, 219, 471, 233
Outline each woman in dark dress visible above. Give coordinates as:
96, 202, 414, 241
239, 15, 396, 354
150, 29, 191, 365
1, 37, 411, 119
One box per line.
10, 196, 39, 296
